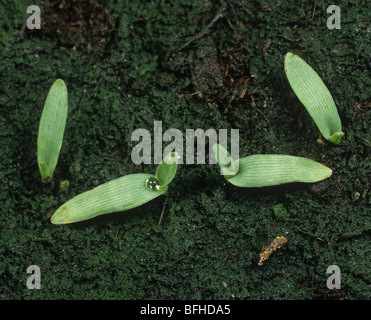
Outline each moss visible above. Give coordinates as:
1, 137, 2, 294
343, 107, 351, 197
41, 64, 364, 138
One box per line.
0, 0, 370, 299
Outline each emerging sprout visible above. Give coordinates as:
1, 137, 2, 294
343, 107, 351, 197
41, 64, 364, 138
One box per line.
284, 52, 344, 144
51, 152, 179, 224
37, 79, 68, 179
213, 144, 332, 187
155, 152, 180, 191
211, 143, 238, 179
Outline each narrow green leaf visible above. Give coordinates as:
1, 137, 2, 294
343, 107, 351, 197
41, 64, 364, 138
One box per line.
284, 52, 344, 144
51, 173, 166, 224
155, 152, 179, 190
37, 79, 68, 179
226, 154, 332, 187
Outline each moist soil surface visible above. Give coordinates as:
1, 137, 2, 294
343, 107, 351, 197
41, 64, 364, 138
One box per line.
0, 0, 370, 300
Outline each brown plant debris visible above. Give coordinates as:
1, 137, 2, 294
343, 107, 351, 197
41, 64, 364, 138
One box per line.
258, 235, 288, 266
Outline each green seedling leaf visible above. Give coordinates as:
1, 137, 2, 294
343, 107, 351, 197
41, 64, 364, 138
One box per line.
284, 52, 344, 144
51, 173, 166, 224
226, 154, 332, 188
37, 79, 68, 179
155, 152, 179, 190
51, 155, 180, 224
212, 144, 238, 179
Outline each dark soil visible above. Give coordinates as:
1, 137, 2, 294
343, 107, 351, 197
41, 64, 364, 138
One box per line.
0, 0, 370, 300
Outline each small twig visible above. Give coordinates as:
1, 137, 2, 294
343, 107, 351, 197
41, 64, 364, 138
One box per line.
262, 39, 272, 54
178, 7, 226, 51
311, 1, 316, 20
16, 21, 27, 42
158, 205, 166, 226
295, 226, 324, 241
335, 176, 352, 203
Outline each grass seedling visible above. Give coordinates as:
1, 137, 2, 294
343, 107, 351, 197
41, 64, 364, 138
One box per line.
213, 144, 332, 187
37, 79, 68, 179
284, 52, 344, 144
51, 152, 179, 224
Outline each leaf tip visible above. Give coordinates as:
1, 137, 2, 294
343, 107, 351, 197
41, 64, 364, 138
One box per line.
323, 166, 333, 180
50, 204, 71, 224
284, 52, 294, 69
285, 52, 294, 59
54, 78, 67, 89
50, 212, 63, 225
